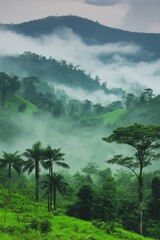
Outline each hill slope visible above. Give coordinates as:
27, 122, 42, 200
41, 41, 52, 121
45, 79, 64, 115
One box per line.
6, 95, 37, 115
0, 210, 154, 240
1, 15, 160, 59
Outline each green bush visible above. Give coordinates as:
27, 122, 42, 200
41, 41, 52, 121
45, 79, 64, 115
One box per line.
145, 221, 160, 239
39, 219, 52, 233
0, 224, 17, 234
92, 220, 115, 234
29, 218, 39, 230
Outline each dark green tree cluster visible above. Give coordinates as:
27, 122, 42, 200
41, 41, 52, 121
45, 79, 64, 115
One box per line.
0, 72, 20, 106
67, 164, 116, 222
124, 89, 160, 124
1, 52, 115, 93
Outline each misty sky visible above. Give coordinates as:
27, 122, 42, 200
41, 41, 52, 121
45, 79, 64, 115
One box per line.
0, 0, 160, 32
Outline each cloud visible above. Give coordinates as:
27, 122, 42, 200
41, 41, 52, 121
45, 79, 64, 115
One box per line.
53, 83, 119, 105
123, 0, 160, 32
0, 27, 160, 95
0, 111, 119, 172
85, 0, 124, 6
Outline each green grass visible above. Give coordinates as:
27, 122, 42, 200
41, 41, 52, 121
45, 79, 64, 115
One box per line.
50, 215, 118, 240
77, 108, 127, 127
0, 210, 154, 240
100, 109, 127, 124
6, 95, 37, 115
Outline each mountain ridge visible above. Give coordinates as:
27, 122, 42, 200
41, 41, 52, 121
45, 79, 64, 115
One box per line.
1, 15, 159, 35
1, 15, 160, 58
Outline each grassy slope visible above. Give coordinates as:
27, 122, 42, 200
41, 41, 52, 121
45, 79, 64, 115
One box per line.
78, 109, 127, 127
6, 95, 37, 115
100, 109, 127, 124
0, 210, 154, 240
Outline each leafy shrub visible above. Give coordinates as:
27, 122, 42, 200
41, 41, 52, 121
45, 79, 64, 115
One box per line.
23, 216, 53, 233
92, 220, 115, 234
29, 218, 39, 230
19, 214, 32, 223
0, 224, 17, 234
144, 221, 160, 239
0, 224, 5, 232
4, 225, 16, 234
39, 219, 52, 233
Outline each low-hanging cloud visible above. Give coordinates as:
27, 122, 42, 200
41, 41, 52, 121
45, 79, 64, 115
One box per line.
0, 111, 122, 172
53, 83, 119, 105
0, 27, 160, 95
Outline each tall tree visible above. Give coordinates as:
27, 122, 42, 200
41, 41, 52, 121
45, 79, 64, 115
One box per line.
7, 75, 20, 97
0, 72, 20, 106
23, 141, 44, 202
76, 184, 94, 220
0, 72, 10, 106
0, 151, 23, 194
41, 173, 69, 211
149, 176, 160, 220
102, 123, 160, 234
125, 93, 137, 111
140, 88, 154, 106
22, 76, 39, 101
82, 162, 98, 176
81, 161, 98, 182
43, 146, 69, 210
101, 176, 118, 221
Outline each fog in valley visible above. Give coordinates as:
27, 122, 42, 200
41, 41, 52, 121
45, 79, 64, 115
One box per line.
0, 25, 159, 173
0, 111, 133, 173
0, 27, 160, 94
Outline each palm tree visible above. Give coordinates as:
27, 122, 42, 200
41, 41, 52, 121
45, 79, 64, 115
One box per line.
41, 174, 52, 211
0, 151, 23, 194
23, 141, 44, 202
42, 146, 70, 210
41, 172, 69, 211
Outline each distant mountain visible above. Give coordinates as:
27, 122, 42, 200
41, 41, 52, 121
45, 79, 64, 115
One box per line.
1, 15, 160, 59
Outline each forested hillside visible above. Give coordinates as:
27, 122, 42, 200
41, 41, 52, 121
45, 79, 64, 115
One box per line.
0, 52, 124, 95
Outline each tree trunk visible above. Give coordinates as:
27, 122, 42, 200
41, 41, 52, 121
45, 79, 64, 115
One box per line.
50, 165, 53, 210
35, 161, 39, 202
53, 185, 56, 211
8, 164, 11, 195
138, 170, 143, 235
47, 194, 51, 212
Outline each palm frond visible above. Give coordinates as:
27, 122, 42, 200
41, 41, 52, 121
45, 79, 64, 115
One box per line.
55, 162, 70, 169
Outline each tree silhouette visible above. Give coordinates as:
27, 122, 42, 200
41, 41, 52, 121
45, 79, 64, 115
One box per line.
0, 151, 23, 194
42, 146, 69, 210
41, 172, 69, 211
23, 141, 44, 202
0, 72, 20, 106
76, 184, 94, 220
102, 123, 160, 234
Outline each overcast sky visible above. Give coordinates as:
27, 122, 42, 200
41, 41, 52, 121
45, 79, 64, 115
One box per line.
0, 0, 160, 32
